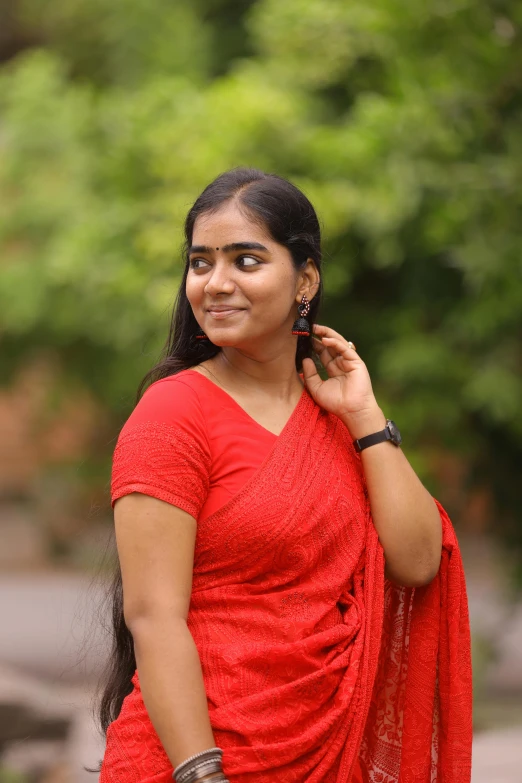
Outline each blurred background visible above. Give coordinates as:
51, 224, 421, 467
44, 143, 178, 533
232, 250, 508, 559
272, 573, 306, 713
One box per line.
1, 0, 521, 780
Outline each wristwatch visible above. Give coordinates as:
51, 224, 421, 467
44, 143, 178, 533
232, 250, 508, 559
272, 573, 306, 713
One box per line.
353, 419, 402, 453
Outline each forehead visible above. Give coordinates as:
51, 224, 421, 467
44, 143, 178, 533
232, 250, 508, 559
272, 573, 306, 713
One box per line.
192, 203, 272, 245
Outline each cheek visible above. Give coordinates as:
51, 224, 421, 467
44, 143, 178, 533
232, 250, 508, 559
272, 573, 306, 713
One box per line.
185, 275, 202, 304
255, 279, 294, 312
249, 266, 294, 301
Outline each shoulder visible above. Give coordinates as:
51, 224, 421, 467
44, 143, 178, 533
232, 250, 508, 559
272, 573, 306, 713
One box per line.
111, 372, 212, 513
118, 371, 206, 438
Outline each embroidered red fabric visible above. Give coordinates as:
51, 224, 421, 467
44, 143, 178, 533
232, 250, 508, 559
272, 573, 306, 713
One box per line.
102, 372, 473, 782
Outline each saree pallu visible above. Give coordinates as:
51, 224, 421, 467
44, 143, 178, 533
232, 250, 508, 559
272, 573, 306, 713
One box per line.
102, 386, 472, 782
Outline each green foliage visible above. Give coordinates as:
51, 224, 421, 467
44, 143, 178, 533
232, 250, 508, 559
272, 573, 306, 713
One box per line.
1, 0, 521, 557
17, 0, 213, 86
0, 768, 27, 783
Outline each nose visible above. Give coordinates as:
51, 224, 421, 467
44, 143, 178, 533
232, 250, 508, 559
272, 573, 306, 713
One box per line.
203, 261, 235, 296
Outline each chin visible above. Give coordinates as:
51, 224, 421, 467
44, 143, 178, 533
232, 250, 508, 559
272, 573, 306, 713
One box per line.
205, 333, 238, 347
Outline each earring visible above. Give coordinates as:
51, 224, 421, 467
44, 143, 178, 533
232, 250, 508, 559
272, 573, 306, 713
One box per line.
194, 327, 209, 341
291, 294, 311, 337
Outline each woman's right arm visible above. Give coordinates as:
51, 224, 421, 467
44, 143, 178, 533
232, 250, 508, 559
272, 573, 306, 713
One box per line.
114, 491, 218, 780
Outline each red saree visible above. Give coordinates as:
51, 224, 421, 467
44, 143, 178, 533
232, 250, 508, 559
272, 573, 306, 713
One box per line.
102, 376, 472, 783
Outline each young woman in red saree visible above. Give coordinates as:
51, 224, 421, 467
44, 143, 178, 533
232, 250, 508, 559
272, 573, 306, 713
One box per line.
97, 168, 472, 783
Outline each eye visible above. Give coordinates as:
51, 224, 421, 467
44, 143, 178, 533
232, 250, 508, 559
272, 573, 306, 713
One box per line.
189, 255, 261, 271
237, 255, 260, 267
189, 258, 209, 270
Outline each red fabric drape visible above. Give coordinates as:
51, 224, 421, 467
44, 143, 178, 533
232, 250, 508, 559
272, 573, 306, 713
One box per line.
102, 381, 472, 782
358, 500, 472, 782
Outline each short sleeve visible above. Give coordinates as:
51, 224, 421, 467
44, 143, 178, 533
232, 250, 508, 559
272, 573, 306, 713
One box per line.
110, 377, 211, 519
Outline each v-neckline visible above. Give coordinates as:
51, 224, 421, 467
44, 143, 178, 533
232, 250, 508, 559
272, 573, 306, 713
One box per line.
181, 369, 308, 439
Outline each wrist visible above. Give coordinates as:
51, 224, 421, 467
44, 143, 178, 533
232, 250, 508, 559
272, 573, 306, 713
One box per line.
341, 406, 387, 441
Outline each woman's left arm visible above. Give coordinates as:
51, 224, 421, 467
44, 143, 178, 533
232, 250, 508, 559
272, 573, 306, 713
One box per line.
302, 322, 443, 589
341, 405, 442, 588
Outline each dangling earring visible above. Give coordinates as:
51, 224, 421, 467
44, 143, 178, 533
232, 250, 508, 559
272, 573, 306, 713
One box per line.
194, 327, 209, 341
291, 294, 311, 336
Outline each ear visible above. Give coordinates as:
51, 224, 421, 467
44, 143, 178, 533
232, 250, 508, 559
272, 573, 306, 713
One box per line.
298, 258, 320, 299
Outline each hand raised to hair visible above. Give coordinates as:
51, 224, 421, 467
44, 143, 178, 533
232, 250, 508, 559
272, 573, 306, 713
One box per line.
301, 324, 383, 431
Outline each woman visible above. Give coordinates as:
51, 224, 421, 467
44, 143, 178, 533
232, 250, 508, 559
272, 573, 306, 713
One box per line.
98, 167, 472, 783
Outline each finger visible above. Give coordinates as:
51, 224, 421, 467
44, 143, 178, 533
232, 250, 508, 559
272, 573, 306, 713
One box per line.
313, 326, 358, 355
320, 335, 359, 358
311, 334, 337, 362
312, 323, 348, 343
325, 345, 360, 378
312, 336, 345, 375
315, 342, 350, 377
301, 357, 324, 397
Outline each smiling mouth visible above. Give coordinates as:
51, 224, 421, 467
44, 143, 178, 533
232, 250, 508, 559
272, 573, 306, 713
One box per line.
207, 308, 244, 318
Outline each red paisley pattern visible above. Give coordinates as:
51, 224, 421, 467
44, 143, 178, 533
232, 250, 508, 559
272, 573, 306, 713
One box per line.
102, 381, 472, 783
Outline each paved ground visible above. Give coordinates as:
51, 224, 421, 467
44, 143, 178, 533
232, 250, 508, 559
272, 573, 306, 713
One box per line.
472, 725, 522, 783
0, 572, 109, 684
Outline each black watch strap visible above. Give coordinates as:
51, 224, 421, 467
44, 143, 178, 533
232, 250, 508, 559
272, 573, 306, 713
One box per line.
353, 428, 391, 453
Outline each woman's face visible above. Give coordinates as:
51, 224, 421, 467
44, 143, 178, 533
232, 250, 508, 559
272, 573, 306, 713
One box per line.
186, 202, 307, 348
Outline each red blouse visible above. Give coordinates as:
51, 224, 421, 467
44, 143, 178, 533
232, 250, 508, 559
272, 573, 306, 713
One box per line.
111, 369, 284, 522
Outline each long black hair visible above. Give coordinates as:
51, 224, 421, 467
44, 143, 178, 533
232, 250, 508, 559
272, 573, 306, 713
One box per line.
95, 166, 324, 752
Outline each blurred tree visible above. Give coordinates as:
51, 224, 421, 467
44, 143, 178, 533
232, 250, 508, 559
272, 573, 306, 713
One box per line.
0, 0, 521, 573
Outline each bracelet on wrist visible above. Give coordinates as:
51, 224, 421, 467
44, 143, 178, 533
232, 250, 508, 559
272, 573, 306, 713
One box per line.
173, 747, 226, 783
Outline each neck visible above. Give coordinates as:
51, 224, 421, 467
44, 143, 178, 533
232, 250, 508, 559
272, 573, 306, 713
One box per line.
210, 349, 304, 398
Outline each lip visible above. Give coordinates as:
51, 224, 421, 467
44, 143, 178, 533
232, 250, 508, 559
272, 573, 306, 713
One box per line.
207, 308, 244, 319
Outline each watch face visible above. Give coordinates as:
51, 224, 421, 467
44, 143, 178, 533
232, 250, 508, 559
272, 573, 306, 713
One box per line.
387, 420, 402, 446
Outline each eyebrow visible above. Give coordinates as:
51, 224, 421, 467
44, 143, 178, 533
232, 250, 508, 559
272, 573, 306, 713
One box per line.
188, 242, 269, 255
